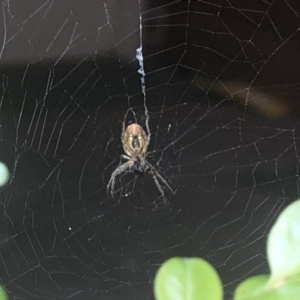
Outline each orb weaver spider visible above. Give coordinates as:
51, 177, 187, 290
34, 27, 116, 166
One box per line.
107, 110, 174, 200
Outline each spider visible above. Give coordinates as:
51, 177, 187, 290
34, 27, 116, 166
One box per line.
107, 111, 174, 200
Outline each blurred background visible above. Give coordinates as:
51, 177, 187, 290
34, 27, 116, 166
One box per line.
1, 0, 300, 299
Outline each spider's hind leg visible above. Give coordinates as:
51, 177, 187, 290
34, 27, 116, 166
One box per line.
147, 160, 175, 201
152, 174, 166, 202
154, 170, 175, 195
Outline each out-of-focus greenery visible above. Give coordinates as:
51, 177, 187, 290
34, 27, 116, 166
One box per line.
154, 200, 300, 300
0, 287, 7, 300
0, 162, 9, 187
0, 162, 9, 299
154, 257, 222, 300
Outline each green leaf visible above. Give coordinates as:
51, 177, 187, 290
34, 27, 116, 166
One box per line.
0, 162, 9, 187
267, 200, 300, 282
154, 257, 223, 300
0, 287, 8, 300
235, 275, 269, 300
234, 273, 300, 300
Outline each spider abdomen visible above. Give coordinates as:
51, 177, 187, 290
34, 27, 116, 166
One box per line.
131, 135, 141, 149
122, 123, 148, 156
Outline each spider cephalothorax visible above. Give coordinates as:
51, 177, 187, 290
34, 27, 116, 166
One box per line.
107, 114, 174, 200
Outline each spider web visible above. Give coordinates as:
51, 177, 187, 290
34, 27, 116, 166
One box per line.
1, 0, 300, 299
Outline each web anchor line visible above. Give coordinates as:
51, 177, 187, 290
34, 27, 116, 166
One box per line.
136, 0, 150, 139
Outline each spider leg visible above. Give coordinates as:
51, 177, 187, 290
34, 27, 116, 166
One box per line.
146, 160, 175, 195
152, 174, 166, 200
145, 125, 151, 151
122, 110, 129, 137
121, 154, 131, 160
107, 160, 134, 198
144, 104, 150, 141
152, 169, 175, 195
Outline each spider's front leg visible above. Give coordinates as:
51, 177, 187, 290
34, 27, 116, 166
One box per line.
107, 159, 134, 198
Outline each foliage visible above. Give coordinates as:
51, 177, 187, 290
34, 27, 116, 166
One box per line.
0, 162, 9, 187
154, 200, 300, 300
0, 287, 7, 300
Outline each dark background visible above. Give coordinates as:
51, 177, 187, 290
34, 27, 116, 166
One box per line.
1, 0, 300, 299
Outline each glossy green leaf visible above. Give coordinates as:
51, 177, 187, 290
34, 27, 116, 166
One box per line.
0, 287, 8, 300
267, 200, 300, 282
154, 257, 223, 300
235, 273, 300, 300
